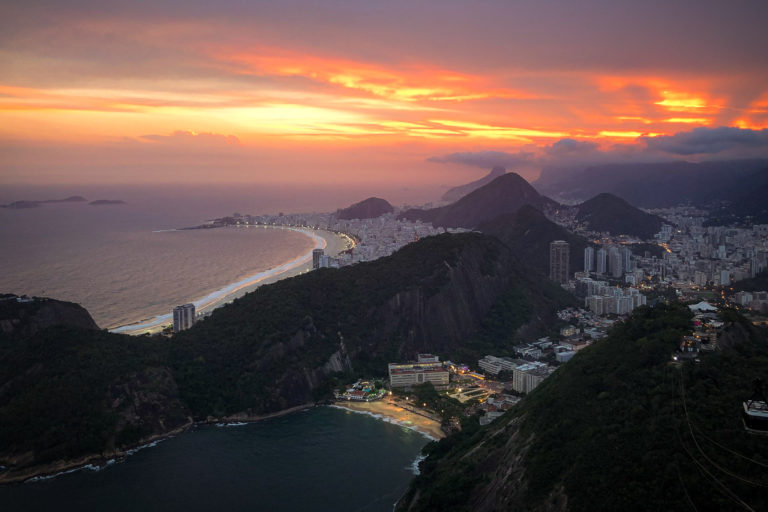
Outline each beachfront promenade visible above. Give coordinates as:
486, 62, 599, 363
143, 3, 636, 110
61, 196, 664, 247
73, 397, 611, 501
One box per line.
110, 226, 348, 335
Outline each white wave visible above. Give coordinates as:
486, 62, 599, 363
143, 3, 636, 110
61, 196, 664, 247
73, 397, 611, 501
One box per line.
408, 454, 427, 475
215, 421, 248, 427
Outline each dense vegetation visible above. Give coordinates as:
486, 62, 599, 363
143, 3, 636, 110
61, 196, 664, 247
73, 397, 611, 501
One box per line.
399, 303, 768, 511
0, 327, 172, 464
399, 173, 556, 229
733, 270, 768, 292
575, 192, 664, 239
1, 232, 572, 476
477, 204, 594, 279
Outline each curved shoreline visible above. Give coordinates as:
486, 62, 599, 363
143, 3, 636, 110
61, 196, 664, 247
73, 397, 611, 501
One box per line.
110, 226, 345, 335
328, 401, 445, 441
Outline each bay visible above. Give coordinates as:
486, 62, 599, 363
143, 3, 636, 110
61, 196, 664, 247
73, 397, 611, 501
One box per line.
0, 407, 429, 512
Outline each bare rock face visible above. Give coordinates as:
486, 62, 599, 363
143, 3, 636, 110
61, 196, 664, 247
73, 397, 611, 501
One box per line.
0, 295, 99, 336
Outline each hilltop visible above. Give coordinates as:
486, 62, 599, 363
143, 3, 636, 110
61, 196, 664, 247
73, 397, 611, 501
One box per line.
397, 304, 768, 512
336, 197, 394, 219
400, 173, 557, 229
576, 192, 664, 239
441, 166, 506, 203
477, 205, 594, 279
0, 232, 573, 482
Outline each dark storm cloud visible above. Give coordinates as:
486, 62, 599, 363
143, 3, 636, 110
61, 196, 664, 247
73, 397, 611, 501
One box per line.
641, 127, 768, 155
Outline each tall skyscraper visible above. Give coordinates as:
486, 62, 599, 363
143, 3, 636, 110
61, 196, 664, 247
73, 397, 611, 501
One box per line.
609, 246, 623, 278
173, 303, 195, 333
621, 246, 633, 272
596, 248, 607, 274
549, 240, 570, 284
584, 246, 595, 273
312, 248, 324, 269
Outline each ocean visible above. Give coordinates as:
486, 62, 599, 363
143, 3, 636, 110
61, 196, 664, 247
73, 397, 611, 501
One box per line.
0, 183, 437, 328
0, 183, 440, 509
0, 407, 430, 512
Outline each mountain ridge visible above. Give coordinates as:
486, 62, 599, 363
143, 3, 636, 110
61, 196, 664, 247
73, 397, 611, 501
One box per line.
400, 172, 557, 229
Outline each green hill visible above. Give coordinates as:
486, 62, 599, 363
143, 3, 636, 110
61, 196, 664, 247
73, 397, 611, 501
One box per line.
576, 192, 664, 239
397, 304, 768, 512
0, 232, 573, 482
477, 204, 594, 279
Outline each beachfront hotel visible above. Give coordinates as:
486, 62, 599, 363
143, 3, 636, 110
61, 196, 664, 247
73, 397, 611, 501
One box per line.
388, 354, 449, 389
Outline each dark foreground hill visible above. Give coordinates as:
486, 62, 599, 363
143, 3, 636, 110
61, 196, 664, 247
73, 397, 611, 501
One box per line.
442, 166, 506, 203
477, 205, 594, 279
397, 304, 768, 512
336, 197, 394, 219
400, 173, 557, 229
576, 192, 664, 239
0, 233, 573, 482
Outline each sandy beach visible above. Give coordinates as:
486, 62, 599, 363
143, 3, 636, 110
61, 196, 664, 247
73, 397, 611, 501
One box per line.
331, 399, 446, 440
111, 226, 350, 335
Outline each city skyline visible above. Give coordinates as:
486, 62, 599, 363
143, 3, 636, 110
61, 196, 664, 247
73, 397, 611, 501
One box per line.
2, 0, 768, 186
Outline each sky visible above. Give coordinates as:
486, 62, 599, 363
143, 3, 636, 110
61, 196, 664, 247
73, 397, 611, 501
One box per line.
2, 0, 768, 186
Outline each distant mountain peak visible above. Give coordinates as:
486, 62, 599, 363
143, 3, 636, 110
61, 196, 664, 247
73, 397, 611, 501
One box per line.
576, 192, 664, 239
441, 166, 507, 203
336, 197, 394, 220
401, 172, 557, 229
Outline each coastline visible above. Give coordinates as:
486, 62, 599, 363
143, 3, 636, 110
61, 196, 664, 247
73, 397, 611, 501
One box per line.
110, 226, 349, 335
0, 404, 318, 485
329, 400, 446, 440
1, 400, 440, 486
0, 418, 195, 485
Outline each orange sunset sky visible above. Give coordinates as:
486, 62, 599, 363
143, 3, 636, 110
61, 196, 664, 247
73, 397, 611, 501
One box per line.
2, 0, 768, 186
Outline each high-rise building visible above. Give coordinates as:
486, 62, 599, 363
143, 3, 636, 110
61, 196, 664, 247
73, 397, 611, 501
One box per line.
584, 246, 595, 273
549, 240, 570, 284
596, 248, 607, 274
609, 246, 623, 278
312, 248, 324, 269
173, 303, 195, 333
621, 246, 633, 272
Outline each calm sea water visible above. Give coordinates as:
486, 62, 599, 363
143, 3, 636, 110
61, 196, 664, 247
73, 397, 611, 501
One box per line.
0, 184, 438, 328
0, 407, 428, 512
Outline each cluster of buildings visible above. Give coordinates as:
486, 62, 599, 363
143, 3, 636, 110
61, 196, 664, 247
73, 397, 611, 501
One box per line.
574, 277, 647, 315
733, 291, 768, 314
335, 379, 386, 401
650, 208, 768, 289
548, 239, 649, 317
231, 211, 464, 267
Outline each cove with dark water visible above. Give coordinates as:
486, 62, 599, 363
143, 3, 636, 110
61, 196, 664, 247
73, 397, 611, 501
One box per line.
0, 407, 429, 512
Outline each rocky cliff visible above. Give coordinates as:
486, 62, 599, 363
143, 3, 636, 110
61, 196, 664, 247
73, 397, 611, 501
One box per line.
0, 295, 99, 336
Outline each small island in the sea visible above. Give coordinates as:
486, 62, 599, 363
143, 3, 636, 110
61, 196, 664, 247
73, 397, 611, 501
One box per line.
89, 199, 126, 206
1, 196, 87, 209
